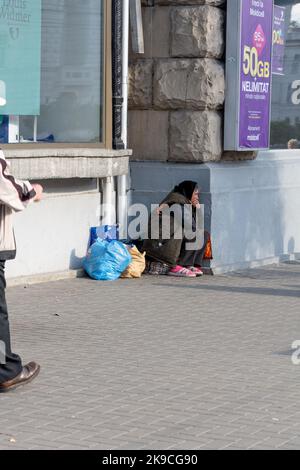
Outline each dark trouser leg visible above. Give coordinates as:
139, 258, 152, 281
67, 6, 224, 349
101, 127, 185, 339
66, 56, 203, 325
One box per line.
0, 261, 22, 384
177, 244, 199, 267
177, 232, 209, 267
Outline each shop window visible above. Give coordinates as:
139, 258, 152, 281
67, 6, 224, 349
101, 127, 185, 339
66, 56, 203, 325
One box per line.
0, 0, 111, 147
292, 54, 300, 73
271, 1, 300, 149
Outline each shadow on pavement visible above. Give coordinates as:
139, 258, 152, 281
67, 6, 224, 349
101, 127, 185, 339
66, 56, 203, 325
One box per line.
158, 283, 300, 298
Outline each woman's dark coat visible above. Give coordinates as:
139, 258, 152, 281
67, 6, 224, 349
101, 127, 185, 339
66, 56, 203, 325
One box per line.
142, 190, 199, 266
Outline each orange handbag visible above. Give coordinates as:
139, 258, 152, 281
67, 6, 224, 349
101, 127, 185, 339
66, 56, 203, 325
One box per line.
203, 234, 213, 260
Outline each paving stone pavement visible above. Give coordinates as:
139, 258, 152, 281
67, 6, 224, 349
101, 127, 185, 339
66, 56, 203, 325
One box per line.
1, 261, 300, 450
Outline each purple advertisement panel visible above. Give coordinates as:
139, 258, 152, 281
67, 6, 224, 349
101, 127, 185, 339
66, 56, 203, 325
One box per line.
272, 5, 286, 75
239, 0, 273, 149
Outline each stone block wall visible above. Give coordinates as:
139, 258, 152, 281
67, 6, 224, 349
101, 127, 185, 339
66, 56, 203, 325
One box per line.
128, 0, 257, 163
128, 0, 227, 163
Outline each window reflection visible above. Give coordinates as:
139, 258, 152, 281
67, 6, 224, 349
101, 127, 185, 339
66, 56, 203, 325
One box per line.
0, 0, 104, 145
271, 1, 300, 149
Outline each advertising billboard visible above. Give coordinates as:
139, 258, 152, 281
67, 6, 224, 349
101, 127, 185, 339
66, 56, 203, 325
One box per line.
224, 0, 274, 151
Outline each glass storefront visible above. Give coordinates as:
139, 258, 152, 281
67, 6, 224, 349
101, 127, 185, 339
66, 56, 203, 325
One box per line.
0, 0, 105, 144
271, 0, 300, 149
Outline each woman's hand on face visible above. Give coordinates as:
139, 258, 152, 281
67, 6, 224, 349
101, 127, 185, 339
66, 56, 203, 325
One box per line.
191, 188, 200, 208
191, 194, 200, 209
156, 203, 169, 215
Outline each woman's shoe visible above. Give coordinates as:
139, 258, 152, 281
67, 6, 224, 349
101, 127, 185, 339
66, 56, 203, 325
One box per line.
168, 265, 196, 277
188, 266, 204, 276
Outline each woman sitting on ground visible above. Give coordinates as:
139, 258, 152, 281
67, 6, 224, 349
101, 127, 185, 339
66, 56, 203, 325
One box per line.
142, 181, 211, 278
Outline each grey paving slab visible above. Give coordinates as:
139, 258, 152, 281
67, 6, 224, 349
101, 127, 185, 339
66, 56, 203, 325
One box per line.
0, 261, 300, 449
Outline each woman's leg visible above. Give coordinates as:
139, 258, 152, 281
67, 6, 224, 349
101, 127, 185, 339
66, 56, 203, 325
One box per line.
177, 242, 198, 267
177, 232, 210, 267
0, 261, 23, 384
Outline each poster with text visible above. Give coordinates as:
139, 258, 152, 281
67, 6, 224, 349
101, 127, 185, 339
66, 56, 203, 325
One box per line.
0, 0, 41, 116
239, 0, 273, 149
273, 5, 286, 75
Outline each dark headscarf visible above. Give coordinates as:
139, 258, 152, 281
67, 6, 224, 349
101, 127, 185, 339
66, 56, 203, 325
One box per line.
173, 181, 198, 201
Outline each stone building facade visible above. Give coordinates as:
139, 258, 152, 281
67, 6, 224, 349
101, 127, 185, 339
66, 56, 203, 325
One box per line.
128, 0, 227, 163
128, 0, 255, 163
128, 0, 300, 273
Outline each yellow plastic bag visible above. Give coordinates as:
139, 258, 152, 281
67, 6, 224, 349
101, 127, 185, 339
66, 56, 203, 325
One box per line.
121, 245, 146, 279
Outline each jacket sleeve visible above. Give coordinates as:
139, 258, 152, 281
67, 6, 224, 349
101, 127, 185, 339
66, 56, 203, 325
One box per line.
0, 150, 36, 212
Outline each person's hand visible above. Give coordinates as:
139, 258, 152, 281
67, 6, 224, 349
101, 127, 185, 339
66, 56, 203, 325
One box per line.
32, 183, 44, 202
156, 203, 168, 214
191, 194, 200, 209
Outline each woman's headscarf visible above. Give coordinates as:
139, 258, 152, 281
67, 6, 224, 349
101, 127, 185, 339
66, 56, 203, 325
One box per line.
173, 181, 198, 201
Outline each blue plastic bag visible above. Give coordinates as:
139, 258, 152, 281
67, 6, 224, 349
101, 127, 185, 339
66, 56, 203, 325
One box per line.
89, 225, 120, 246
83, 239, 131, 281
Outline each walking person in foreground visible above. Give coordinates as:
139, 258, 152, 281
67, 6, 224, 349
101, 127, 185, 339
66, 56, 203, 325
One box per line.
0, 150, 43, 393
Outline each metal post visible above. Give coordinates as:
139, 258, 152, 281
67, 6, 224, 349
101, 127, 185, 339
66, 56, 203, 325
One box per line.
112, 0, 125, 150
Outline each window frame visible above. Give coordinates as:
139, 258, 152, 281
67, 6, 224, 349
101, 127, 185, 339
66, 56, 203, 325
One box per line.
2, 0, 112, 151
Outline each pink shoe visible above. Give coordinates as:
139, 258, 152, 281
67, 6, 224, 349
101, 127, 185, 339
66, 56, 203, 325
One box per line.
188, 266, 204, 277
168, 265, 196, 277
